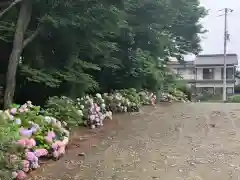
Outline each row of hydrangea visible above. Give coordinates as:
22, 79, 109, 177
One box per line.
0, 89, 158, 180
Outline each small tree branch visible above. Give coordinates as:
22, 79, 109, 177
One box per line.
0, 0, 23, 19
23, 27, 41, 48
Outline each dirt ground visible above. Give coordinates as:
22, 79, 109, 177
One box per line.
28, 103, 240, 180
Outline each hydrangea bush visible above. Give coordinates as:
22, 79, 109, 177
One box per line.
0, 88, 159, 179
162, 88, 189, 102
0, 101, 70, 180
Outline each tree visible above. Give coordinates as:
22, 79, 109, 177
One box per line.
0, 0, 206, 106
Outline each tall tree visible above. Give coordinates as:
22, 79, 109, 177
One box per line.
0, 0, 206, 106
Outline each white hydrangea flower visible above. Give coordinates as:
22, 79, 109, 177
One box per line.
80, 105, 84, 110
101, 103, 106, 109
89, 98, 94, 105
26, 101, 32, 105
9, 115, 14, 121
77, 110, 83, 116
44, 116, 52, 123
51, 117, 57, 124
96, 93, 102, 99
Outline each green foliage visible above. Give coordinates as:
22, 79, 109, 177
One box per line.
0, 0, 206, 104
195, 92, 222, 102
45, 96, 85, 127
118, 88, 141, 107
168, 88, 189, 102
0, 113, 22, 180
175, 82, 192, 101
228, 95, 240, 103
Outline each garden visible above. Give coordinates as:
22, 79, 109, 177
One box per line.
0, 0, 205, 179
0, 88, 191, 180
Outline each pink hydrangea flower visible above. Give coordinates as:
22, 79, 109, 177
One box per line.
21, 104, 27, 109
34, 148, 48, 157
58, 146, 65, 155
26, 138, 36, 148
52, 143, 58, 150
22, 160, 30, 172
17, 138, 27, 147
45, 136, 53, 144
31, 161, 39, 169
53, 151, 60, 158
47, 131, 56, 139
10, 108, 17, 115
96, 107, 101, 112
25, 151, 37, 162
95, 118, 100, 123
89, 115, 95, 121
16, 170, 27, 180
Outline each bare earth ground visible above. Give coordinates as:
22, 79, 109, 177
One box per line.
29, 103, 240, 180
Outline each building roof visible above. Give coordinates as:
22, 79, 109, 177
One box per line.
197, 53, 237, 58
167, 60, 195, 68
195, 54, 238, 65
168, 61, 194, 65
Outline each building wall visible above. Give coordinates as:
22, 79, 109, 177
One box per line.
167, 56, 237, 95
170, 67, 195, 80
196, 66, 235, 81
195, 82, 234, 88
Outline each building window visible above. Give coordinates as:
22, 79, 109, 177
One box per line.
203, 68, 214, 79
177, 68, 184, 75
221, 68, 234, 79
227, 87, 233, 94
188, 69, 195, 75
202, 87, 214, 94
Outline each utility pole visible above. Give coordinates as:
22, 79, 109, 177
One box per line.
221, 8, 233, 101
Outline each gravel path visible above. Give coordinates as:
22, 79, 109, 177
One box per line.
30, 103, 240, 180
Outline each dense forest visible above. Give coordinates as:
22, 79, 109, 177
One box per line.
0, 0, 206, 108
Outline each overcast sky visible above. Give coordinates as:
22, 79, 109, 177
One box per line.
185, 0, 240, 61
200, 0, 240, 54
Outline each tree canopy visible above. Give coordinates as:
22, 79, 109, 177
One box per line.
0, 0, 206, 107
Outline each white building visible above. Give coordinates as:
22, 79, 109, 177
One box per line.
168, 54, 238, 95
168, 61, 195, 88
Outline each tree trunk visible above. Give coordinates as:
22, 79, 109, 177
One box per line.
4, 0, 32, 109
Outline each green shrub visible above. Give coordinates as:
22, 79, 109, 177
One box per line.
195, 92, 222, 101
118, 88, 141, 106
175, 83, 192, 101
228, 95, 240, 103
168, 88, 188, 102
45, 96, 85, 127
0, 113, 23, 180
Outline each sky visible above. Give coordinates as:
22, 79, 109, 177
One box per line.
185, 0, 240, 61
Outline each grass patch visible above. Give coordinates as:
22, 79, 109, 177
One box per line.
228, 94, 240, 103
